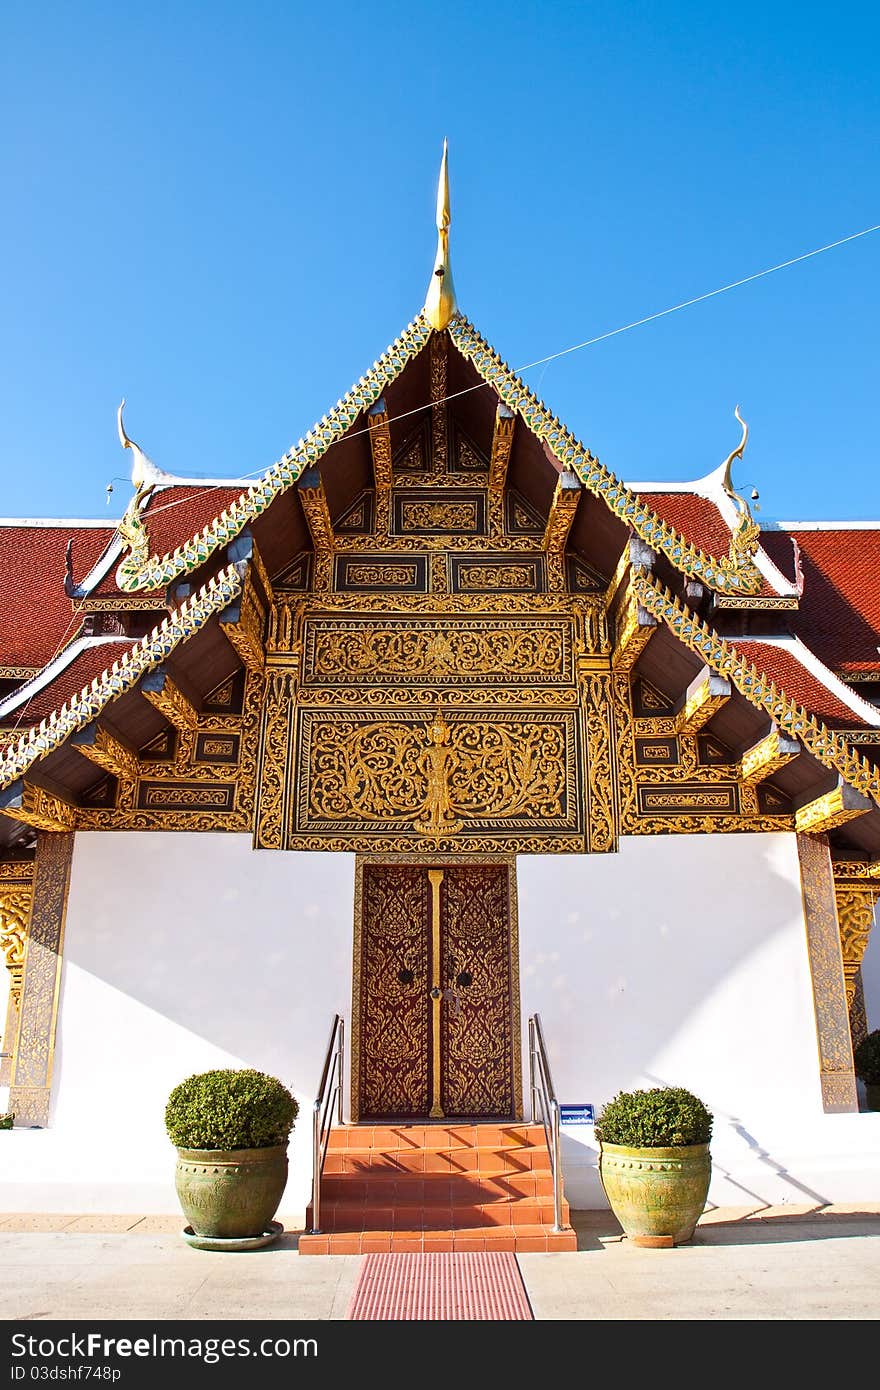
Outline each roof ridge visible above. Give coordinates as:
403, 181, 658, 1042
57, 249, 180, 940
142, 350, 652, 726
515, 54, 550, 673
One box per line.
0, 634, 132, 721
113, 314, 433, 591
448, 317, 765, 596
109, 310, 768, 599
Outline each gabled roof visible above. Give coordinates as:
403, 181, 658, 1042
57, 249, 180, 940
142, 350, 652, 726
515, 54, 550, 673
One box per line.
108, 312, 768, 599
627, 459, 800, 601
0, 636, 134, 724
731, 637, 880, 729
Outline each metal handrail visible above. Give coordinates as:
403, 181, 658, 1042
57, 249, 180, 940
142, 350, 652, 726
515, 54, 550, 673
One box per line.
309, 1013, 345, 1235
528, 1013, 564, 1233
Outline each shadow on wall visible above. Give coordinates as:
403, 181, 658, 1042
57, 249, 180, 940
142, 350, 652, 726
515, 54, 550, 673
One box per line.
557, 1096, 832, 1211
638, 1070, 832, 1208
55, 833, 356, 1119
519, 832, 824, 1132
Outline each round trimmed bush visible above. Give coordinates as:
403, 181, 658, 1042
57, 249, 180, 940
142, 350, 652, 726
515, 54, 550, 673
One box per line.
165, 1068, 298, 1150
595, 1085, 713, 1147
854, 1030, 880, 1085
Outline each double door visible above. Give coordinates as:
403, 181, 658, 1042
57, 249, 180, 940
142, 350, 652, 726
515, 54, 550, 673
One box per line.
356, 862, 518, 1120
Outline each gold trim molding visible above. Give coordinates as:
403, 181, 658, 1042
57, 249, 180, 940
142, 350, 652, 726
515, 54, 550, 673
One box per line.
9, 831, 74, 1127
796, 832, 858, 1114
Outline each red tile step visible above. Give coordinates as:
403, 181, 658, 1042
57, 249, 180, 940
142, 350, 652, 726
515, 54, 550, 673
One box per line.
299, 1122, 577, 1255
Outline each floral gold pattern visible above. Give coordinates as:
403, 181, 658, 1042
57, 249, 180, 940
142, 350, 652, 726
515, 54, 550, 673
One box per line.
297, 710, 573, 843
353, 857, 519, 1120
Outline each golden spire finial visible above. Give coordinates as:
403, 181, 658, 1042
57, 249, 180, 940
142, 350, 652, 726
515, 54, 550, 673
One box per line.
424, 139, 458, 330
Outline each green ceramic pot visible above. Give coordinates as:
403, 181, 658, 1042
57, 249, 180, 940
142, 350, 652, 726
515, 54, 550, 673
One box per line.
174, 1144, 288, 1239
598, 1142, 711, 1247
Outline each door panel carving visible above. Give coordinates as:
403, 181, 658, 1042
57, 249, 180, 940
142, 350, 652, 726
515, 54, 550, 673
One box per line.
356, 861, 516, 1120
441, 866, 514, 1117
359, 866, 430, 1117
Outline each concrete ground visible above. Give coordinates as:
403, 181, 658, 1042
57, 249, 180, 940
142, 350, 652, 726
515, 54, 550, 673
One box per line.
2, 1205, 880, 1321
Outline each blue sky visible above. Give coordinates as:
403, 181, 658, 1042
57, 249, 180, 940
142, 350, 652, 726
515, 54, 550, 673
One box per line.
1, 1, 878, 523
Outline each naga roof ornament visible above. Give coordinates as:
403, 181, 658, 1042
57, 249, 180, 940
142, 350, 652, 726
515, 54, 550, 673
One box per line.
115, 400, 157, 579
423, 139, 458, 331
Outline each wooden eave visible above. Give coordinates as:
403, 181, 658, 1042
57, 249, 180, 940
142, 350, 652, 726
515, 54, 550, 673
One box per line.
626, 592, 880, 856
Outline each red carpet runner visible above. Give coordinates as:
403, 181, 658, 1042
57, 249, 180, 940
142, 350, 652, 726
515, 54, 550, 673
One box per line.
347, 1251, 534, 1320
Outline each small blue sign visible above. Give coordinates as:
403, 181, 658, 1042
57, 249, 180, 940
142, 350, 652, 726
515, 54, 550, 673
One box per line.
560, 1103, 595, 1125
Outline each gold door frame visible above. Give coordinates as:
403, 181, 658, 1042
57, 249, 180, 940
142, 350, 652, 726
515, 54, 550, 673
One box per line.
351, 852, 523, 1122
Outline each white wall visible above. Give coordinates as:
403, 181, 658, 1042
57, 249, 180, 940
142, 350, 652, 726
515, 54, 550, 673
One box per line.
3, 833, 355, 1216
518, 833, 880, 1207
5, 828, 880, 1217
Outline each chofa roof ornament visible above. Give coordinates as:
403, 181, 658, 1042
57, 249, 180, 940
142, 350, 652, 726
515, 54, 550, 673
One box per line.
115, 400, 159, 577
718, 405, 761, 569
423, 139, 458, 331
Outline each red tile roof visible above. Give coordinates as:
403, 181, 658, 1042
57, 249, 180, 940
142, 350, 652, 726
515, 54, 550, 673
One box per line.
0, 640, 132, 741
634, 490, 789, 598
764, 528, 880, 674
0, 525, 113, 667
636, 492, 734, 558
142, 485, 246, 562
734, 640, 870, 728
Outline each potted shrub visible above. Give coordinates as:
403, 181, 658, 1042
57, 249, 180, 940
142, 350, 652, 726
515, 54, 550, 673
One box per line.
165, 1068, 298, 1247
595, 1085, 713, 1248
854, 1030, 880, 1112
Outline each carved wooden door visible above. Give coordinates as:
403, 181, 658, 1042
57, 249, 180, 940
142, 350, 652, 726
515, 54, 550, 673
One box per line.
357, 863, 516, 1120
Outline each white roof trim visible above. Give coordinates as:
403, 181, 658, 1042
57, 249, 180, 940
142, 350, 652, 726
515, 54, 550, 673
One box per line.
150, 475, 255, 488
74, 534, 125, 597
0, 635, 132, 719
741, 634, 880, 728
625, 477, 711, 493
772, 520, 880, 532
0, 518, 118, 528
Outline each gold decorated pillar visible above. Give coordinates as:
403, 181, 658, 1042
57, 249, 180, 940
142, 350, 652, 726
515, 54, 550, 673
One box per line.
256, 600, 303, 850
255, 671, 296, 849
578, 655, 618, 854
8, 831, 75, 1126
0, 862, 34, 1088
796, 833, 858, 1113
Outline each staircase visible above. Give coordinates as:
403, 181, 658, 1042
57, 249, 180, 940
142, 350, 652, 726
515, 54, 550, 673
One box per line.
298, 1122, 577, 1254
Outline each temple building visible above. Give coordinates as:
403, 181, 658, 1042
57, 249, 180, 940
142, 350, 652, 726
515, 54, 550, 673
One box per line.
1, 148, 879, 1243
